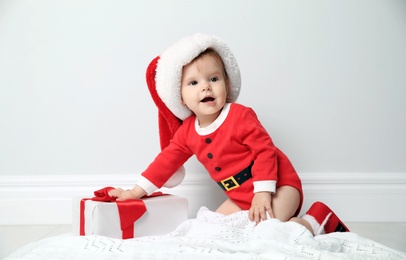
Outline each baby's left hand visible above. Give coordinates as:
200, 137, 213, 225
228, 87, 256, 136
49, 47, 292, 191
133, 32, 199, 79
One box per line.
249, 192, 274, 224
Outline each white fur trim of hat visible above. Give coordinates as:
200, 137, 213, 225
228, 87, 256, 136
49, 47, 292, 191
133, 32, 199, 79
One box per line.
155, 33, 241, 120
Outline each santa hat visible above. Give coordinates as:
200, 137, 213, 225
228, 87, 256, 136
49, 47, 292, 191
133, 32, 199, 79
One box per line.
145, 33, 241, 188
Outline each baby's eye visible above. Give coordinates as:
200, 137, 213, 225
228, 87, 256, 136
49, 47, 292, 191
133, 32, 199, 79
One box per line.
189, 80, 198, 86
210, 77, 218, 82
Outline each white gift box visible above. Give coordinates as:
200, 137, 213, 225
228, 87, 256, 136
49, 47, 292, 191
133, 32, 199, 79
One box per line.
72, 194, 188, 239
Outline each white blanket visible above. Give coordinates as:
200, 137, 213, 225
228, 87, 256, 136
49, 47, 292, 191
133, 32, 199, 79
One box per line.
5, 207, 406, 260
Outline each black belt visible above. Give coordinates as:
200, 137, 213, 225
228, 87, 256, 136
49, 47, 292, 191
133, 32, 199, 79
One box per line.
217, 161, 253, 191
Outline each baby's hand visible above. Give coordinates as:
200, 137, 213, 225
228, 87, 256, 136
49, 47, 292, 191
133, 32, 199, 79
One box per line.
249, 192, 274, 224
108, 188, 124, 198
108, 186, 146, 201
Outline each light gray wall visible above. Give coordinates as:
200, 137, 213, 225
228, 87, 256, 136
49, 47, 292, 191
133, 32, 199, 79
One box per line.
1, 0, 405, 177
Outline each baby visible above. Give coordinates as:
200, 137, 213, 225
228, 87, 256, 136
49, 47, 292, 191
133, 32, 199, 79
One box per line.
109, 34, 349, 236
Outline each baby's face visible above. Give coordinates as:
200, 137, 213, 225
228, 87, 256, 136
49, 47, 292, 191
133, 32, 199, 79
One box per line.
180, 54, 228, 126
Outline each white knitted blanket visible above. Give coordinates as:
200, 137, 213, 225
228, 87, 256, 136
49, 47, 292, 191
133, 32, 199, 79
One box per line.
5, 207, 406, 260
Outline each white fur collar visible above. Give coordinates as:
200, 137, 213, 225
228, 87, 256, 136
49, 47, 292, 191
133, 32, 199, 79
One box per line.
195, 103, 231, 135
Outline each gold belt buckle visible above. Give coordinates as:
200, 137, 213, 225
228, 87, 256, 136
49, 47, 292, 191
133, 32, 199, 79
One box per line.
221, 176, 240, 191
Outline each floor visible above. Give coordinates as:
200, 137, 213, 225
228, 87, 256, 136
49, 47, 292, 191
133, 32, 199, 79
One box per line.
1, 223, 405, 259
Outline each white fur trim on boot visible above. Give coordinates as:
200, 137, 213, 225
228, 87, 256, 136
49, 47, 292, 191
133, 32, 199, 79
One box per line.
301, 214, 320, 236
301, 213, 332, 236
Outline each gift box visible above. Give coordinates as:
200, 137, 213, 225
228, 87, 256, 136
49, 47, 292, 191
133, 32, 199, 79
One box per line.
72, 188, 188, 239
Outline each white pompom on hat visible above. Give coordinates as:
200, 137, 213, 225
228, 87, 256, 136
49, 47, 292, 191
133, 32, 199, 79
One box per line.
145, 33, 241, 188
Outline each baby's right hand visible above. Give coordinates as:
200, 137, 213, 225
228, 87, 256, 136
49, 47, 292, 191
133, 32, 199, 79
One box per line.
108, 186, 146, 201
108, 188, 125, 199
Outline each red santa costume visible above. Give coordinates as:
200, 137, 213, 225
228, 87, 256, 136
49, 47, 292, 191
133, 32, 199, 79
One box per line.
139, 33, 304, 216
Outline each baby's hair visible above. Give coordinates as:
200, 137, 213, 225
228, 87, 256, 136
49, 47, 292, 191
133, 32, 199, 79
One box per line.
192, 48, 229, 79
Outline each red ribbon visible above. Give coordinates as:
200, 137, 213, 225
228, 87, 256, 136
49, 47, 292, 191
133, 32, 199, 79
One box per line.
116, 199, 146, 239
79, 187, 165, 239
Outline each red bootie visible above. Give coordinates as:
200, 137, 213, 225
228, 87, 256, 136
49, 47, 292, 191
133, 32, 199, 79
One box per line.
301, 201, 350, 235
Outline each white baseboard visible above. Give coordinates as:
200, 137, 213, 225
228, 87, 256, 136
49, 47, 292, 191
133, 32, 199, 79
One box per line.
1, 172, 405, 225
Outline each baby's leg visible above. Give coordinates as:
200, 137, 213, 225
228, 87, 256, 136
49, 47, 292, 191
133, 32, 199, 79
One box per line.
215, 198, 242, 215
271, 186, 313, 233
290, 216, 313, 234
271, 186, 301, 221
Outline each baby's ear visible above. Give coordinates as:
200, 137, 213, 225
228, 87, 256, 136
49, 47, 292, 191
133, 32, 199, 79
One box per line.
226, 78, 231, 97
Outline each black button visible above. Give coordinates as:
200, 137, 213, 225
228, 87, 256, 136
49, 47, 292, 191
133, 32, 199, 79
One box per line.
215, 167, 222, 171
205, 138, 212, 144
207, 153, 213, 159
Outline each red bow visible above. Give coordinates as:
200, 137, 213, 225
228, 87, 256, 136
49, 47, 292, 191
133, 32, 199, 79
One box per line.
80, 187, 164, 239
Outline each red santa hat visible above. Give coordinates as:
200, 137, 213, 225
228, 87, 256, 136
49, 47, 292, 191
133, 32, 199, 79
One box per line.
145, 33, 241, 188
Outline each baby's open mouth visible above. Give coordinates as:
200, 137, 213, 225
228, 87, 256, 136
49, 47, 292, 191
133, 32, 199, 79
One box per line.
201, 97, 215, 103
